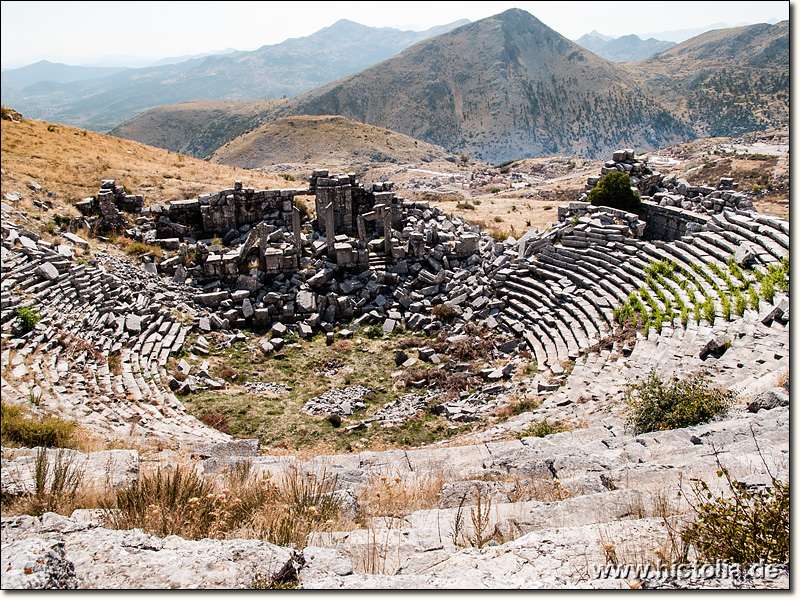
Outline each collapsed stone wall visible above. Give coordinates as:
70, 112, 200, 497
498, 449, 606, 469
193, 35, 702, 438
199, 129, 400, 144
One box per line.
145, 180, 309, 236
75, 180, 144, 233
582, 149, 755, 215
566, 149, 760, 242
116, 171, 491, 338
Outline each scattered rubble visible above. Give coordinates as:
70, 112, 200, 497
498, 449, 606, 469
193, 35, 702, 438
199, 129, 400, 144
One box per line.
300, 385, 375, 416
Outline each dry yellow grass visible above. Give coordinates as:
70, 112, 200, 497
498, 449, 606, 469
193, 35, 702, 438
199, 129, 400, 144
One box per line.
209, 114, 452, 170
1, 116, 290, 214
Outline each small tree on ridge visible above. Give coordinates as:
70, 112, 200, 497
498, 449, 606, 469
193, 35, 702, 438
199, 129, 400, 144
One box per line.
588, 171, 641, 213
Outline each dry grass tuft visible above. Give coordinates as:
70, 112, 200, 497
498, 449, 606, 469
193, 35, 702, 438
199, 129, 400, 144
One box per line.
358, 472, 445, 520
102, 462, 344, 549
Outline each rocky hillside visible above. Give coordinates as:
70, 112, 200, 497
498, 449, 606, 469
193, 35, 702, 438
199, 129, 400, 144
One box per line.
208, 115, 454, 169
272, 9, 692, 163
0, 116, 288, 212
623, 21, 789, 137
0, 19, 466, 133
110, 99, 286, 159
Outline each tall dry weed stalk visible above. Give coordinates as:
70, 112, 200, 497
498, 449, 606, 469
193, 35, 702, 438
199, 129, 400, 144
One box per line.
351, 471, 446, 574
351, 516, 403, 575
452, 485, 495, 548
104, 461, 342, 548
357, 472, 445, 519
3, 448, 85, 516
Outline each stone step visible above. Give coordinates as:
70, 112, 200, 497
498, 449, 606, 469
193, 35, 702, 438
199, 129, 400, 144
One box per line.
689, 235, 731, 264
500, 308, 550, 368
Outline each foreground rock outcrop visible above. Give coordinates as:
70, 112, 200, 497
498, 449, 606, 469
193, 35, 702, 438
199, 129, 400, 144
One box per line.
1, 512, 297, 589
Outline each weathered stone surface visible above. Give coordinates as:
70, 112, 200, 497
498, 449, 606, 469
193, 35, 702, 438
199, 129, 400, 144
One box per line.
1, 514, 297, 589
191, 438, 259, 459
35, 262, 60, 281
1, 536, 77, 589
699, 335, 730, 360
296, 290, 317, 313
747, 388, 789, 413
733, 242, 759, 267
124, 314, 141, 334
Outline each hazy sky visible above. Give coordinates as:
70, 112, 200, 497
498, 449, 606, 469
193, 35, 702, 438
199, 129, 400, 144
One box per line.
0, 1, 792, 69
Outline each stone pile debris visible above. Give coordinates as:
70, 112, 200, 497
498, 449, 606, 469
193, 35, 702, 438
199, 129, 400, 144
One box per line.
109, 171, 500, 344
365, 393, 432, 427
582, 148, 755, 214
300, 385, 375, 416
244, 381, 292, 395
433, 381, 521, 423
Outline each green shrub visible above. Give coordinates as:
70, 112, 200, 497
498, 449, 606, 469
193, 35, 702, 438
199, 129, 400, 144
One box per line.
748, 286, 760, 310
16, 306, 41, 332
520, 419, 568, 438
624, 370, 735, 434
365, 324, 384, 339
682, 463, 788, 563
734, 292, 747, 316
760, 278, 775, 304
587, 171, 641, 213
124, 241, 161, 257
721, 296, 731, 321
1, 400, 77, 448
702, 298, 716, 324
53, 214, 71, 228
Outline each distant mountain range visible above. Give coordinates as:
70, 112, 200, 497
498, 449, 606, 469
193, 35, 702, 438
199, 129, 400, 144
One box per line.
0, 61, 130, 88
259, 9, 697, 163
0, 19, 468, 132
5, 11, 789, 165
573, 33, 675, 63
625, 21, 789, 138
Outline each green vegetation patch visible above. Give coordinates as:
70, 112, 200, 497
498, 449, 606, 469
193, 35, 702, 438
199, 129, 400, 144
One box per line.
179, 331, 487, 452
1, 400, 77, 448
588, 171, 641, 213
15, 306, 41, 332
520, 418, 568, 438
624, 370, 735, 434
682, 462, 789, 564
